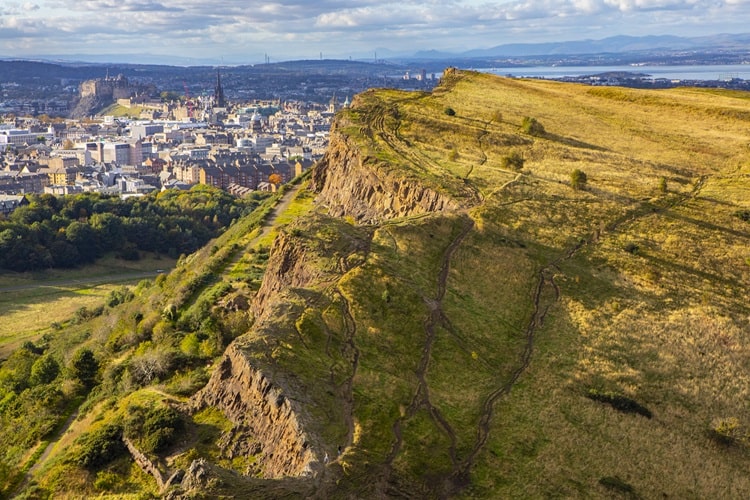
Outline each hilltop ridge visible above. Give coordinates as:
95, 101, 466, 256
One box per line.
5, 69, 750, 498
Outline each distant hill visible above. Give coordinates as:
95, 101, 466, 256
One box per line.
462, 34, 692, 57
4, 70, 750, 498
6, 32, 750, 67
394, 32, 750, 60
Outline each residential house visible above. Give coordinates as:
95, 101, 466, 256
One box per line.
0, 194, 28, 215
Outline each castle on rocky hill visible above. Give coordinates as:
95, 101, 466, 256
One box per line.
80, 72, 134, 100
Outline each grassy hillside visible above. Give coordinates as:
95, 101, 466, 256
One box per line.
5, 70, 750, 498
307, 69, 750, 497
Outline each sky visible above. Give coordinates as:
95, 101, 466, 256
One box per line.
1, 0, 749, 64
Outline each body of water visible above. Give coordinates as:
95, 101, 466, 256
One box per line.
481, 64, 750, 81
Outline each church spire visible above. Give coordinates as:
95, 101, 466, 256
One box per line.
214, 69, 226, 108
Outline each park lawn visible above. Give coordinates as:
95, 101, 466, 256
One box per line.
0, 253, 176, 361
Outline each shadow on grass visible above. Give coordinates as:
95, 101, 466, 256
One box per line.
542, 132, 610, 152
661, 209, 750, 240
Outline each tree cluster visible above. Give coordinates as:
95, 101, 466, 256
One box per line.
0, 186, 265, 271
0, 340, 84, 492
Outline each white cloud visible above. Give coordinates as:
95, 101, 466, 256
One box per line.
1, 0, 749, 61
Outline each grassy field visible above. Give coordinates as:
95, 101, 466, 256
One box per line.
99, 103, 148, 118
0, 253, 175, 360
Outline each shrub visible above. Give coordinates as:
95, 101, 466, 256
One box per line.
658, 176, 668, 193
30, 354, 60, 386
162, 304, 178, 322
735, 210, 750, 222
126, 347, 175, 387
520, 116, 544, 136
105, 286, 134, 308
69, 348, 99, 388
180, 332, 204, 357
164, 368, 210, 397
501, 151, 525, 171
599, 476, 636, 495
708, 417, 748, 446
444, 107, 456, 116
623, 242, 639, 255
0, 347, 36, 393
70, 424, 126, 469
94, 470, 122, 491
570, 169, 588, 191
124, 403, 183, 454
72, 306, 104, 324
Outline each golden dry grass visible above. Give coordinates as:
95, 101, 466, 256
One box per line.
334, 70, 750, 497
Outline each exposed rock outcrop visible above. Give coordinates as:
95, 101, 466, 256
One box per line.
188, 100, 469, 486
190, 342, 317, 479
252, 230, 318, 322
311, 127, 462, 223
123, 436, 178, 492
68, 94, 111, 119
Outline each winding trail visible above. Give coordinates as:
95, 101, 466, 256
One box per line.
454, 242, 580, 482
368, 98, 482, 205
377, 216, 474, 496
451, 173, 711, 482
336, 290, 361, 455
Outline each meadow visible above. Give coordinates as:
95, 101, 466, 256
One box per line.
0, 253, 174, 361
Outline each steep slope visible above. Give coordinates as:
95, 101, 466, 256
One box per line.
177, 69, 750, 498
13, 69, 750, 498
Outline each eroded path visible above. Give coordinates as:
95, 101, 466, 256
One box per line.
377, 215, 474, 496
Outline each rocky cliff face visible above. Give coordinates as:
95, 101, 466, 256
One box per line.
252, 230, 318, 323
311, 126, 462, 223
189, 224, 344, 482
190, 341, 317, 479
190, 107, 468, 484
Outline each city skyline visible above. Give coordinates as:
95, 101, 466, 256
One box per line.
1, 1, 749, 64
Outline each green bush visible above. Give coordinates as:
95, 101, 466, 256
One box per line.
164, 368, 210, 397
69, 348, 99, 388
599, 476, 636, 495
0, 347, 37, 393
72, 306, 104, 324
30, 354, 60, 386
570, 169, 588, 191
70, 424, 126, 469
444, 107, 456, 116
105, 286, 135, 308
124, 403, 183, 454
735, 210, 750, 222
708, 417, 748, 447
501, 151, 525, 171
521, 116, 545, 136
623, 242, 639, 255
